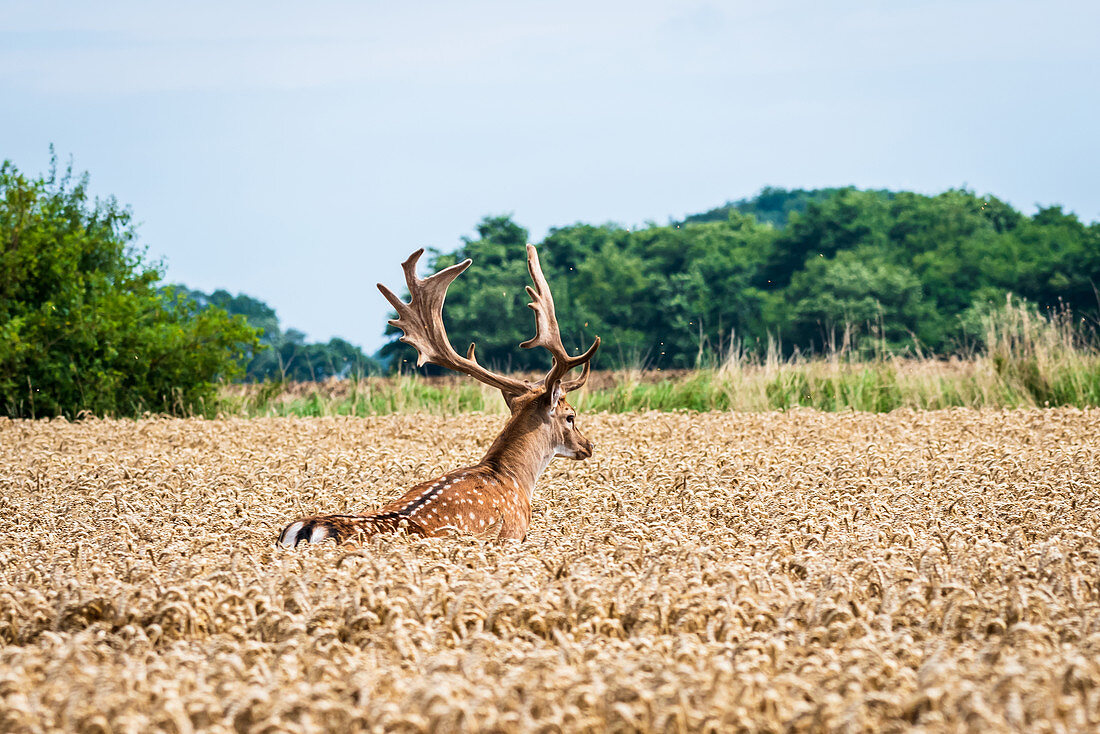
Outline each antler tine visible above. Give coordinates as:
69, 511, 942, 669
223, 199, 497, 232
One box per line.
561, 359, 593, 392
378, 249, 529, 395
520, 244, 600, 391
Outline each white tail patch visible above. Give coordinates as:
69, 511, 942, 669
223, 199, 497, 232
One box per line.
279, 521, 304, 547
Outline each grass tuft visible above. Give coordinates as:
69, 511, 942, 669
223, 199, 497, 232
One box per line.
221, 298, 1100, 416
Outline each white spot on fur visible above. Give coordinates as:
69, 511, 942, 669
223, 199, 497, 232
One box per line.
310, 526, 329, 544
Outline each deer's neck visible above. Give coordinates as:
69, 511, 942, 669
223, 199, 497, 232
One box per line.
479, 414, 554, 498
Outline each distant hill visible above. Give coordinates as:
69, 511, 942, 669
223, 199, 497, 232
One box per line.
680, 186, 892, 228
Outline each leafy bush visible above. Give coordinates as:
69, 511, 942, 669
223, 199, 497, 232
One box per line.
0, 157, 260, 417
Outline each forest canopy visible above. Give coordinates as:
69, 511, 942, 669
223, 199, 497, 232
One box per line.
173, 286, 380, 382
380, 188, 1100, 371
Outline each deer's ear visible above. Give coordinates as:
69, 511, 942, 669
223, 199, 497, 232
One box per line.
545, 382, 564, 414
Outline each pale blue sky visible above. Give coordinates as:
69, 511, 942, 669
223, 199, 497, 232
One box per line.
3, 1, 1098, 351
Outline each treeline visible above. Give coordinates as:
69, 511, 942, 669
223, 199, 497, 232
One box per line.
381, 189, 1100, 371
173, 287, 379, 381
5, 150, 1098, 418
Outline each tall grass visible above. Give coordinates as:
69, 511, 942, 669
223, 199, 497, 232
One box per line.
982, 296, 1100, 407
221, 298, 1100, 416
219, 374, 498, 417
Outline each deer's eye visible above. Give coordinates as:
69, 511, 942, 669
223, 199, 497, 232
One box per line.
566, 415, 575, 425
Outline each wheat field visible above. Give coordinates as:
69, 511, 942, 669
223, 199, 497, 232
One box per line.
1, 409, 1099, 732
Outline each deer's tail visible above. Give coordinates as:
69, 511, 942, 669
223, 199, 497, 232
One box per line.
277, 513, 423, 547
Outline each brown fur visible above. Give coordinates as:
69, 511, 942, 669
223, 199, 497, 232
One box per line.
278, 391, 593, 546
278, 246, 598, 548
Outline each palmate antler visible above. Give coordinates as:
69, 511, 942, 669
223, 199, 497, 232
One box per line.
377, 245, 599, 397
520, 244, 600, 392
279, 245, 600, 547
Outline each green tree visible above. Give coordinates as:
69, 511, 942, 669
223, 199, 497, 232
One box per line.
176, 286, 379, 380
380, 215, 545, 372
681, 186, 844, 228
782, 250, 930, 352
757, 188, 893, 290
1008, 207, 1099, 315
381, 214, 779, 371
0, 157, 260, 417
379, 188, 1099, 367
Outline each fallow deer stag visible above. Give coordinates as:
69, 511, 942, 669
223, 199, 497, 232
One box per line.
278, 244, 599, 546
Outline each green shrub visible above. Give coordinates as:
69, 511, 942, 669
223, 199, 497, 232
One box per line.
0, 157, 261, 417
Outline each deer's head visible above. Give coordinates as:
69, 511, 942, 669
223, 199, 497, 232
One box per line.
503, 381, 594, 462
378, 245, 599, 465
